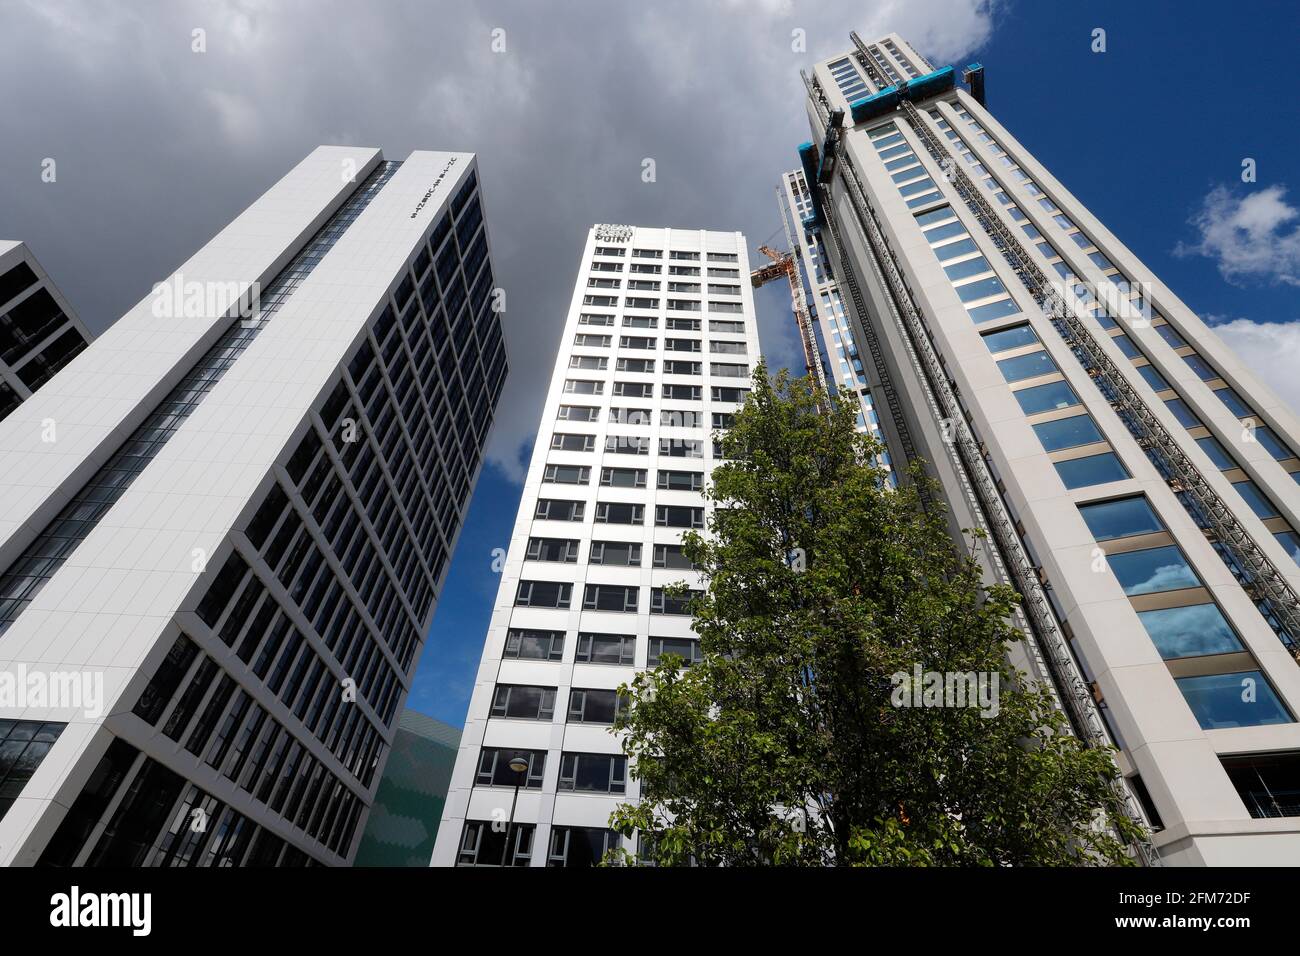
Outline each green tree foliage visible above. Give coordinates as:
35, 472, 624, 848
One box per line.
610, 363, 1143, 866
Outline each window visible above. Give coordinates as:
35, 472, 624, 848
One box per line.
563, 379, 603, 395
1054, 452, 1129, 489
589, 541, 641, 567
622, 316, 657, 329
1106, 545, 1199, 596
1164, 398, 1200, 428
1195, 436, 1235, 470
663, 384, 701, 401
1136, 603, 1242, 660
616, 358, 655, 374
670, 250, 700, 261
535, 498, 584, 521
1135, 364, 1170, 392
981, 324, 1038, 353
665, 338, 701, 352
709, 362, 748, 377
515, 580, 572, 608
710, 340, 747, 354
594, 502, 643, 525
666, 316, 701, 330
557, 752, 626, 794
658, 470, 703, 492
1214, 386, 1252, 419
573, 333, 611, 348
490, 685, 557, 721
582, 584, 639, 613
659, 437, 703, 458
525, 537, 579, 563
600, 467, 646, 488
707, 252, 738, 262
648, 637, 702, 667
1275, 531, 1300, 566
660, 409, 702, 428
557, 405, 599, 422
0, 721, 65, 823
620, 335, 655, 349
567, 689, 626, 724
543, 464, 590, 485
548, 827, 620, 867
504, 629, 564, 661
663, 360, 701, 375
614, 381, 654, 398
1233, 480, 1279, 519
605, 435, 650, 455
1014, 380, 1080, 415
708, 302, 744, 314
711, 386, 749, 403
1079, 496, 1165, 541
609, 407, 652, 425
651, 587, 698, 615
1032, 414, 1104, 452
476, 748, 545, 788
1176, 671, 1291, 730
1254, 426, 1294, 461
575, 632, 635, 665
578, 312, 614, 326
1223, 753, 1300, 819
1183, 354, 1218, 382
551, 433, 595, 452
998, 351, 1057, 383
656, 505, 704, 528
458, 820, 534, 867
653, 543, 694, 570
710, 319, 745, 334
968, 299, 1021, 324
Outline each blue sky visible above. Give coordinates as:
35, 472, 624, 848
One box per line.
406, 0, 1300, 726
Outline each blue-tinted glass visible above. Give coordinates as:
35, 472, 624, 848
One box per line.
906, 191, 942, 209
923, 220, 968, 245
1164, 398, 1200, 428
1054, 452, 1129, 489
1033, 414, 1104, 451
944, 257, 993, 282
1214, 386, 1252, 418
1176, 671, 1291, 730
1232, 480, 1279, 519
1111, 334, 1141, 359
1184, 354, 1218, 381
1108, 545, 1199, 595
968, 298, 1021, 324
1137, 603, 1240, 659
1275, 531, 1300, 567
1014, 380, 1080, 415
954, 276, 1007, 303
997, 351, 1057, 383
1156, 324, 1187, 348
915, 205, 956, 227
899, 177, 936, 197
1136, 364, 1169, 391
982, 324, 1037, 353
1195, 436, 1236, 470
1255, 426, 1294, 461
933, 237, 979, 262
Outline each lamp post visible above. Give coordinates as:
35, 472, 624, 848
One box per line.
499, 754, 530, 867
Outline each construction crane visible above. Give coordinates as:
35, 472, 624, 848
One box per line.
750, 232, 828, 393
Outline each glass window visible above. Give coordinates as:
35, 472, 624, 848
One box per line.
1014, 380, 1080, 415
1137, 603, 1242, 659
1214, 386, 1252, 419
1195, 436, 1236, 470
967, 298, 1021, 324
1135, 364, 1170, 392
997, 350, 1057, 383
1164, 398, 1200, 428
1156, 324, 1188, 348
982, 324, 1038, 353
1079, 496, 1164, 541
1107, 545, 1199, 596
923, 220, 969, 245
1274, 531, 1300, 567
1176, 671, 1291, 730
954, 276, 1008, 303
1254, 426, 1294, 461
1032, 414, 1104, 452
1054, 452, 1129, 489
1183, 354, 1218, 381
1232, 480, 1279, 519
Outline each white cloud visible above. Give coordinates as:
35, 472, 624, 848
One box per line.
1176, 184, 1300, 286
1209, 317, 1300, 415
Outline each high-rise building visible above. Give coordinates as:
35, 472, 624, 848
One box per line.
353, 709, 460, 866
0, 239, 92, 421
432, 225, 759, 866
798, 32, 1300, 864
0, 145, 507, 866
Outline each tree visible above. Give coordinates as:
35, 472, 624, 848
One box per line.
609, 363, 1143, 866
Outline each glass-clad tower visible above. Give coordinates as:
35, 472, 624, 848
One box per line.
0, 146, 506, 866
799, 32, 1300, 865
432, 225, 760, 866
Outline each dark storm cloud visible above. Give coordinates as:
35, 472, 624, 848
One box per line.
0, 0, 995, 479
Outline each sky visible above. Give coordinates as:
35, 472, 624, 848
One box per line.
2, 0, 1298, 727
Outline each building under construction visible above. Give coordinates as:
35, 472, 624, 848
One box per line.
788, 32, 1300, 865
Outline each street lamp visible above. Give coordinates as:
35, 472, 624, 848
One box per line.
499, 754, 530, 867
